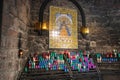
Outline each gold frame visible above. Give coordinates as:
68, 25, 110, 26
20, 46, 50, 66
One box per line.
49, 6, 78, 49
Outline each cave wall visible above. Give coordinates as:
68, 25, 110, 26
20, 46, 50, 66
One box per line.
0, 0, 120, 80
0, 0, 30, 80
29, 0, 120, 53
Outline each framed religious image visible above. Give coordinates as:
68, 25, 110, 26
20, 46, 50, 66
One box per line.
49, 6, 78, 49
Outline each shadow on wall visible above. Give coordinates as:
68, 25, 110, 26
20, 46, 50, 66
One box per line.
0, 0, 3, 45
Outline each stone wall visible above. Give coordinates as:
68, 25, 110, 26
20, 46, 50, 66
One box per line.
0, 0, 120, 80
29, 0, 120, 53
29, 0, 89, 54
0, 0, 30, 80
83, 0, 120, 52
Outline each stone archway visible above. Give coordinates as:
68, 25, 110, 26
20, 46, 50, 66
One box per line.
39, 0, 86, 35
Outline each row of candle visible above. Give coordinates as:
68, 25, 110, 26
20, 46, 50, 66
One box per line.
28, 53, 68, 71
96, 51, 120, 63
24, 51, 96, 72
65, 51, 96, 72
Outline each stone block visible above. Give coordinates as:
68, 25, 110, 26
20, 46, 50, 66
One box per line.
2, 14, 13, 27
1, 36, 18, 48
7, 29, 18, 37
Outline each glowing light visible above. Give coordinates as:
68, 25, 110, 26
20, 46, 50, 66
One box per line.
52, 31, 59, 37
42, 22, 48, 30
81, 27, 89, 34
